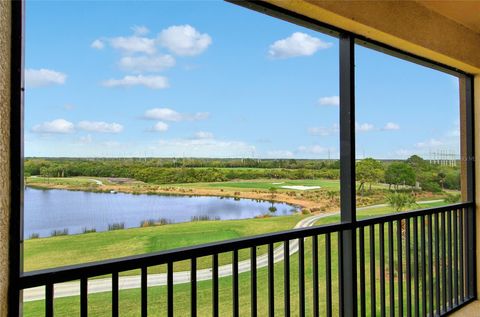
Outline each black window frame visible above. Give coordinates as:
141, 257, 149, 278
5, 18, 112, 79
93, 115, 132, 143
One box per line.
8, 0, 476, 315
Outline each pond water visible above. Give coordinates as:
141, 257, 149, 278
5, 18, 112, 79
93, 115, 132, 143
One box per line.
24, 187, 297, 238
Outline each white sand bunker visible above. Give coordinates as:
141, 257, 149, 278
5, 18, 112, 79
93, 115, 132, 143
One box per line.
272, 182, 284, 185
281, 185, 321, 191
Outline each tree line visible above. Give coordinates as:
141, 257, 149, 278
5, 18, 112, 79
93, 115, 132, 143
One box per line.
25, 155, 460, 191
24, 158, 339, 184
356, 155, 460, 194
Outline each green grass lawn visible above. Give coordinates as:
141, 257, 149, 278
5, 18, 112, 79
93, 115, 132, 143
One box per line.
24, 214, 306, 273
172, 178, 391, 192
23, 201, 450, 316
169, 178, 339, 191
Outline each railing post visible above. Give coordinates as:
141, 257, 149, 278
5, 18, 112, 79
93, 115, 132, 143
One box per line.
339, 32, 357, 317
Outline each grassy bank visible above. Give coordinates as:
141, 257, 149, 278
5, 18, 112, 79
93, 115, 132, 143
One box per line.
24, 214, 307, 273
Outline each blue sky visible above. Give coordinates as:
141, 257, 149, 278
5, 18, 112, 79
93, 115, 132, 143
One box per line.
25, 0, 460, 159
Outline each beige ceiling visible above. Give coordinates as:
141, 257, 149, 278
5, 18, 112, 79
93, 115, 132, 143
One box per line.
417, 1, 480, 34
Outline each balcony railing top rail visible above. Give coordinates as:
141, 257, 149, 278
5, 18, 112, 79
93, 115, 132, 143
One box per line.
19, 201, 476, 317
20, 202, 471, 288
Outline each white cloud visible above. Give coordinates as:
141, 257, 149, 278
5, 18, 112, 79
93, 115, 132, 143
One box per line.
356, 123, 375, 132
415, 138, 443, 148
25, 68, 66, 88
78, 134, 93, 144
308, 124, 339, 136
266, 150, 294, 158
32, 119, 75, 134
268, 32, 332, 59
77, 121, 123, 133
152, 138, 255, 158
383, 122, 400, 131
144, 108, 209, 122
102, 75, 169, 89
132, 25, 149, 36
110, 35, 156, 54
158, 25, 212, 56
194, 131, 214, 139
91, 39, 105, 50
151, 121, 169, 132
318, 96, 339, 106
298, 145, 328, 154
119, 55, 175, 73
144, 108, 182, 121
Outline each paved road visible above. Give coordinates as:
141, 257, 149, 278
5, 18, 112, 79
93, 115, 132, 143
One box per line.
23, 200, 442, 302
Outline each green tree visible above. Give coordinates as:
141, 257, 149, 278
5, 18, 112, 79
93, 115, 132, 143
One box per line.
385, 162, 416, 189
356, 158, 384, 196
268, 187, 277, 200
39, 166, 54, 184
386, 192, 417, 212
437, 171, 446, 190
406, 154, 426, 170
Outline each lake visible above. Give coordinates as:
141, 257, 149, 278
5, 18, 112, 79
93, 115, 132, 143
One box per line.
24, 187, 297, 238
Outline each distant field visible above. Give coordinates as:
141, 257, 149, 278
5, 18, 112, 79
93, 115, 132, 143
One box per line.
314, 200, 447, 225
27, 176, 103, 186
27, 175, 396, 194
26, 176, 111, 186
172, 178, 390, 192
183, 179, 341, 190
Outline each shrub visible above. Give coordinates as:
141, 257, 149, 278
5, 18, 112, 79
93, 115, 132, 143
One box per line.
29, 233, 40, 239
444, 193, 461, 204
108, 223, 125, 231
82, 227, 97, 234
140, 219, 156, 227
421, 181, 442, 193
386, 192, 417, 212
51, 229, 68, 236
191, 215, 220, 222
157, 218, 171, 225
301, 208, 311, 215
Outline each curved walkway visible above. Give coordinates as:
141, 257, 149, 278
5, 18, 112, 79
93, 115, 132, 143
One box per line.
87, 178, 103, 186
23, 200, 442, 302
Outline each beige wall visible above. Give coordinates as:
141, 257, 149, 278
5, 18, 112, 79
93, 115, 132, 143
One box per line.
0, 1, 11, 316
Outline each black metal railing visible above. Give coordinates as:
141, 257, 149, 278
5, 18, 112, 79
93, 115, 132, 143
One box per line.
18, 202, 476, 316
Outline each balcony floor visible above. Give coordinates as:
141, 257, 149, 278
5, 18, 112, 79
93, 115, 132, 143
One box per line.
450, 301, 480, 316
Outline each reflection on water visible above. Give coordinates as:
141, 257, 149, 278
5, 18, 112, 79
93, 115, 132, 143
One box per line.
24, 188, 297, 237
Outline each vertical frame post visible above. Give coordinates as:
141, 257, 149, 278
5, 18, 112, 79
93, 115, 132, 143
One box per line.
465, 75, 476, 298
339, 32, 357, 317
9, 0, 25, 316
